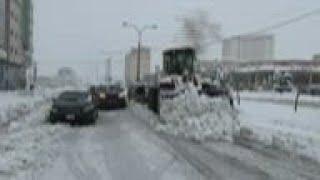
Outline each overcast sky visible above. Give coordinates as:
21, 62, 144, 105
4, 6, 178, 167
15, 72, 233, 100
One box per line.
34, 0, 320, 81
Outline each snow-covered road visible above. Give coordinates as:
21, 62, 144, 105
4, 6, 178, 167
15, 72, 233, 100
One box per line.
2, 101, 320, 180
32, 109, 203, 180
134, 105, 320, 180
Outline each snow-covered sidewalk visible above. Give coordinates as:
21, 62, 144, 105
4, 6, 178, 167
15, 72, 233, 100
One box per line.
238, 100, 320, 164
239, 91, 320, 107
0, 87, 75, 180
0, 88, 72, 128
0, 105, 70, 180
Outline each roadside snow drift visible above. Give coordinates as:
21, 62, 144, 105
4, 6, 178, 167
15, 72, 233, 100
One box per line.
0, 87, 72, 128
0, 87, 75, 179
0, 103, 70, 180
159, 89, 238, 142
0, 92, 44, 127
238, 100, 320, 164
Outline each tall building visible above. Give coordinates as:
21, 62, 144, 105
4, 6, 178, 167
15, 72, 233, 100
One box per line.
222, 34, 275, 61
313, 53, 320, 61
0, 0, 5, 51
0, 0, 33, 90
21, 0, 33, 66
125, 47, 151, 86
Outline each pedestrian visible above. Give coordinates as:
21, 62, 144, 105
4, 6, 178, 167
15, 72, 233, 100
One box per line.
228, 89, 234, 109
229, 96, 234, 109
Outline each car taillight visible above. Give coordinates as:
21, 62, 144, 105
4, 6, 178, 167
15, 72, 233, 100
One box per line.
118, 90, 127, 98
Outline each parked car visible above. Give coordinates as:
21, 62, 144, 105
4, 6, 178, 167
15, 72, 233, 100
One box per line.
308, 85, 320, 95
274, 85, 293, 93
200, 82, 228, 97
49, 91, 98, 125
93, 84, 128, 109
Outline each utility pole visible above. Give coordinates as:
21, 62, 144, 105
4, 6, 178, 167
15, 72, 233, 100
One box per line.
105, 57, 112, 85
95, 65, 99, 85
137, 32, 142, 82
236, 36, 241, 105
122, 21, 158, 82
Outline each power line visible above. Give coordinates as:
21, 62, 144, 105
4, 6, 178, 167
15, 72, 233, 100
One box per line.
173, 7, 320, 48
249, 7, 320, 35
190, 7, 320, 49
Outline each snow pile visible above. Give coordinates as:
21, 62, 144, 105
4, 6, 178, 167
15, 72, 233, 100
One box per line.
0, 87, 73, 127
240, 123, 320, 164
0, 92, 43, 126
159, 89, 238, 142
0, 87, 79, 179
0, 125, 69, 179
0, 102, 70, 180
238, 101, 320, 164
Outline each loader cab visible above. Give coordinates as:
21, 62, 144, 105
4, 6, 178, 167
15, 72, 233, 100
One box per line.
163, 47, 196, 76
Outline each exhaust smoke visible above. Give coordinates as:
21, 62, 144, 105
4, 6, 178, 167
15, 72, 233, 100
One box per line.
182, 10, 222, 54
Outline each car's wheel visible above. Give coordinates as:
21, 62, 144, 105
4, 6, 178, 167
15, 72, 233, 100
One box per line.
88, 111, 97, 125
121, 100, 127, 108
70, 121, 78, 127
94, 110, 99, 119
49, 115, 57, 124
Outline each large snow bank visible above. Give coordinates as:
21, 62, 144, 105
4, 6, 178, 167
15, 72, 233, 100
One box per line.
239, 91, 320, 107
0, 87, 72, 127
0, 103, 70, 180
0, 87, 78, 179
158, 88, 238, 142
238, 100, 320, 164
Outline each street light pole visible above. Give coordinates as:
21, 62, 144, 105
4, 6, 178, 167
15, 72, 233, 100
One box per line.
122, 22, 158, 82
137, 31, 142, 81
105, 57, 112, 85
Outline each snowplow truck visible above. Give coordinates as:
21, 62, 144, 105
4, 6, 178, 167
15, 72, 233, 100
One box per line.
146, 47, 198, 113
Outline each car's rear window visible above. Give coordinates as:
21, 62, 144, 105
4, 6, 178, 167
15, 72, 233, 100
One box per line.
160, 82, 176, 90
59, 92, 88, 101
97, 85, 122, 92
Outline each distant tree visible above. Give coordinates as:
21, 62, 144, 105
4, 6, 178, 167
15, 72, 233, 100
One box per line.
58, 67, 76, 77
57, 67, 79, 87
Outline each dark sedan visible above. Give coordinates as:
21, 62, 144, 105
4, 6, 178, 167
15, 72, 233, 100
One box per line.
200, 83, 228, 97
49, 91, 98, 125
93, 85, 128, 109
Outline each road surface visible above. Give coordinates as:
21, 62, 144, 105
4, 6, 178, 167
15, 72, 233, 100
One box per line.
33, 109, 203, 180
31, 107, 320, 180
